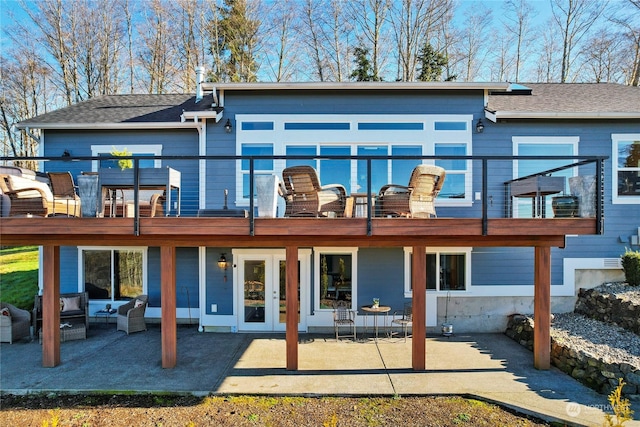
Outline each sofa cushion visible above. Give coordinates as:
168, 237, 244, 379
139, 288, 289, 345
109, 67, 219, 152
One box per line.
61, 296, 81, 312
6, 175, 53, 200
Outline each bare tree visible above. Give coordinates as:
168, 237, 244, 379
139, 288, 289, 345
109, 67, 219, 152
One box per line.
535, 19, 562, 82
348, 0, 392, 81
550, 0, 607, 82
138, 0, 174, 93
582, 30, 626, 82
609, 0, 640, 85
260, 0, 298, 81
299, 0, 329, 81
390, 0, 452, 81
502, 0, 537, 82
457, 4, 492, 81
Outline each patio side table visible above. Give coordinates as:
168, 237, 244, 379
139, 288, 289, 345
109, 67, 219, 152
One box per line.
360, 305, 391, 341
94, 308, 117, 325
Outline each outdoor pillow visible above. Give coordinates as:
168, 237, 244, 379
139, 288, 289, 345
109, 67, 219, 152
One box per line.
0, 307, 10, 317
61, 296, 81, 312
134, 299, 145, 308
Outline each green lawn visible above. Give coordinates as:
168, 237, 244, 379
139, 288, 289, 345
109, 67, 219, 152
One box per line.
0, 246, 39, 310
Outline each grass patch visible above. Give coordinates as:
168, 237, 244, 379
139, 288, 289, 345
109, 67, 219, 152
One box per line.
0, 246, 39, 310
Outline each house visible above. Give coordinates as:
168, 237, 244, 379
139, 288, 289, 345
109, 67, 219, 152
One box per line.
4, 73, 639, 370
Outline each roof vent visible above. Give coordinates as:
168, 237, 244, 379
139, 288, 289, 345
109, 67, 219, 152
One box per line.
195, 66, 205, 103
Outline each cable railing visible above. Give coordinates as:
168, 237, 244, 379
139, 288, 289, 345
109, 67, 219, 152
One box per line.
0, 154, 607, 236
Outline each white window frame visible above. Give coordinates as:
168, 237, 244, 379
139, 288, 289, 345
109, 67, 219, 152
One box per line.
313, 247, 359, 312
90, 144, 162, 171
235, 114, 473, 207
77, 246, 148, 302
403, 247, 472, 297
612, 133, 640, 204
512, 136, 579, 217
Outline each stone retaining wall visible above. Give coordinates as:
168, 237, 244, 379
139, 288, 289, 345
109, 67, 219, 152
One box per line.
505, 315, 640, 396
574, 288, 640, 334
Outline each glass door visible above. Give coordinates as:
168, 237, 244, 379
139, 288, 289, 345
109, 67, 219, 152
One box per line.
235, 250, 309, 332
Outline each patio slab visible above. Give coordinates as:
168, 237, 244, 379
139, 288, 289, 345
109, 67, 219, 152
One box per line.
1, 324, 638, 427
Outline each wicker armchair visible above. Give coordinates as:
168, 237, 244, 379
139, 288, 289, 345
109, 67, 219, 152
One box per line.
0, 302, 31, 343
280, 165, 347, 217
117, 295, 148, 335
378, 165, 446, 218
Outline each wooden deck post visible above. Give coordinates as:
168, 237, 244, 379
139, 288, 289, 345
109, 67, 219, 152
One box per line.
286, 245, 299, 371
42, 245, 61, 367
161, 246, 177, 368
534, 246, 551, 370
412, 245, 426, 371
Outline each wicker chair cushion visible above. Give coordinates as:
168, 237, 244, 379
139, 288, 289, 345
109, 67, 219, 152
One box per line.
61, 296, 81, 312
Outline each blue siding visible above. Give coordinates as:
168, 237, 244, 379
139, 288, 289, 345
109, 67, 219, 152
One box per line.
205, 247, 234, 315
357, 248, 409, 311
147, 247, 200, 308
43, 129, 200, 216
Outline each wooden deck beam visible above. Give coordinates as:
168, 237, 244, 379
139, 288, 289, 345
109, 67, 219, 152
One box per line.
42, 246, 60, 367
534, 246, 551, 370
161, 246, 177, 368
286, 246, 299, 371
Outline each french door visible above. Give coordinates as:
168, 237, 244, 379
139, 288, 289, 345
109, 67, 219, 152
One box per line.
234, 249, 309, 332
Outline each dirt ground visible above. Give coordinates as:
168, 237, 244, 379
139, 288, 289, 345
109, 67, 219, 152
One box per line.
0, 393, 551, 426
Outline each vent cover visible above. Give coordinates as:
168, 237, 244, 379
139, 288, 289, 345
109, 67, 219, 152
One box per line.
603, 258, 622, 268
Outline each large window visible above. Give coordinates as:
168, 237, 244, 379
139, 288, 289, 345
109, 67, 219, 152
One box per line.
315, 248, 358, 310
236, 114, 473, 206
613, 134, 640, 204
403, 247, 471, 296
513, 137, 578, 218
80, 248, 146, 301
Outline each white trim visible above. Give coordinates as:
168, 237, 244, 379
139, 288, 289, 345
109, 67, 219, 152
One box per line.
512, 136, 579, 217
493, 112, 640, 120
236, 114, 474, 207
77, 246, 149, 314
232, 248, 311, 332
563, 258, 623, 295
17, 122, 201, 130
403, 247, 472, 297
612, 133, 640, 205
313, 247, 359, 313
90, 144, 162, 171
211, 81, 509, 91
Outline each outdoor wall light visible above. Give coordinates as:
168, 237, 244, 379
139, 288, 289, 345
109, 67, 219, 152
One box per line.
224, 119, 232, 133
217, 253, 228, 270
475, 118, 485, 133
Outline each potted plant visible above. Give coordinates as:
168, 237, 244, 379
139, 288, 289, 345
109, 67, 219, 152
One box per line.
110, 147, 132, 170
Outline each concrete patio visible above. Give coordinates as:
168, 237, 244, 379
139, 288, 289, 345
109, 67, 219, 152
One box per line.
1, 324, 637, 426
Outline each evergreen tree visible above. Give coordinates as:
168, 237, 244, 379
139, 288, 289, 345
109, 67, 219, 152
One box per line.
350, 47, 382, 81
417, 43, 455, 82
214, 0, 260, 82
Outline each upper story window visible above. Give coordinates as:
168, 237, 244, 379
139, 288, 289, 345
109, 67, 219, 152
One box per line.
512, 137, 578, 218
236, 114, 473, 207
91, 144, 162, 171
613, 134, 640, 204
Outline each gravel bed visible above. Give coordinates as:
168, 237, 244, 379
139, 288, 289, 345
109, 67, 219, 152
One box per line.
550, 282, 640, 368
593, 282, 640, 304
551, 313, 640, 367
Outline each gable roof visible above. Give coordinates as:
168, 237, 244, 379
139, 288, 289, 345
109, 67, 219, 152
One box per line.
485, 83, 640, 121
15, 94, 220, 130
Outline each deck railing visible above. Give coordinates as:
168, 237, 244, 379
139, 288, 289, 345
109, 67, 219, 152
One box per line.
0, 154, 607, 236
